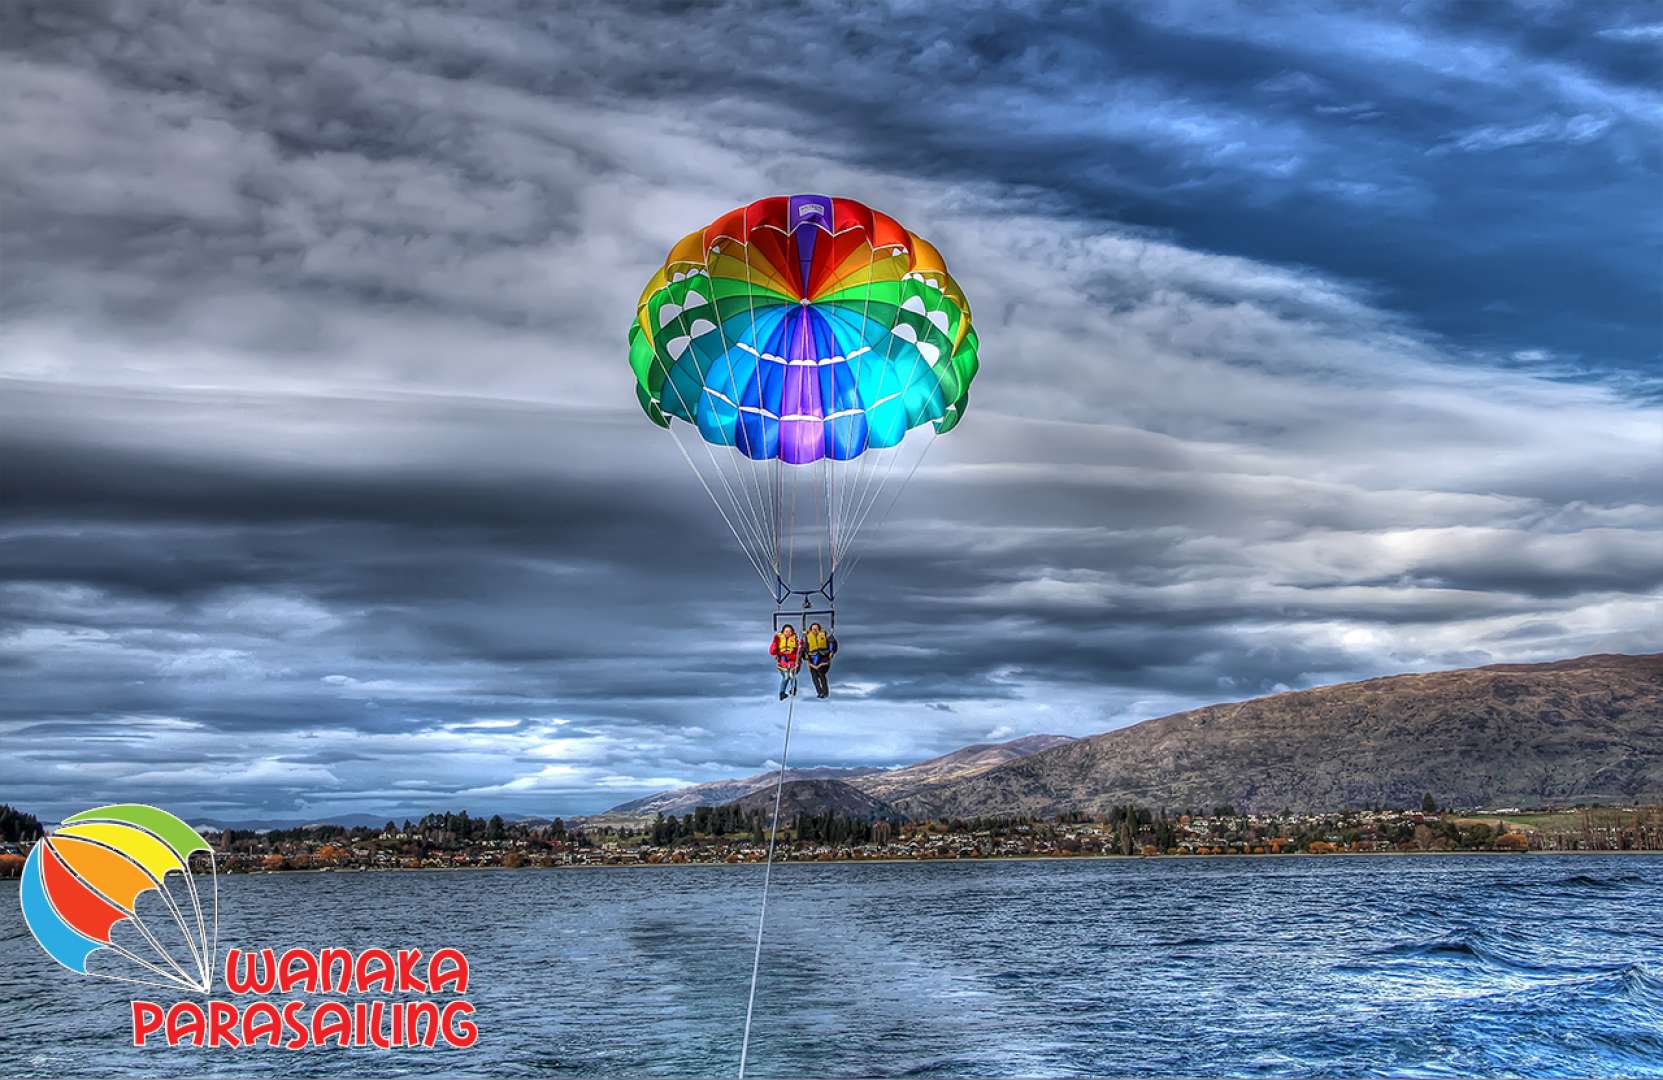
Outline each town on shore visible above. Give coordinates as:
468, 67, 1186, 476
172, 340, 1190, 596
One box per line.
4, 802, 1661, 876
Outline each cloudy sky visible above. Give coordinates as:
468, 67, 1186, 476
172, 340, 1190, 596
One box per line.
2, 0, 1659, 823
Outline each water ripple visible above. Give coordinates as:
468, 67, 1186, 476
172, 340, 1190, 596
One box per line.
1, 855, 1660, 1076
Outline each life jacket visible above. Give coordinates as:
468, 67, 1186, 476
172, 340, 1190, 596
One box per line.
771, 632, 798, 664
805, 628, 829, 653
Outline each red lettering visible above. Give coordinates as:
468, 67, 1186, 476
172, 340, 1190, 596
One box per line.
395, 948, 429, 993
356, 947, 395, 992
131, 947, 478, 1054
131, 1001, 164, 1047
166, 1001, 206, 1048
405, 1000, 441, 1047
429, 947, 469, 993
277, 948, 319, 994
319, 947, 354, 993
442, 1001, 478, 1048
355, 1001, 383, 1049
312, 1001, 352, 1047
206, 1001, 240, 1048
224, 948, 277, 994
282, 999, 309, 1050
242, 1001, 284, 1047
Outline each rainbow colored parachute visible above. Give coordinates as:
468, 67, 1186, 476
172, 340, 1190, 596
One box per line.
629, 195, 981, 600
19, 804, 217, 992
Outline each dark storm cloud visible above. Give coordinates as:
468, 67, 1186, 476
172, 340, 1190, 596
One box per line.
1, 0, 1658, 820
6, 1, 1659, 364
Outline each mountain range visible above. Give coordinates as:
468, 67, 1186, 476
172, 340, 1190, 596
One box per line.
589, 734, 1075, 824
193, 812, 552, 833
611, 653, 1663, 820
725, 778, 898, 823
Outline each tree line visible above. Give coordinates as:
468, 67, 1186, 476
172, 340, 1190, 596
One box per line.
0, 804, 43, 843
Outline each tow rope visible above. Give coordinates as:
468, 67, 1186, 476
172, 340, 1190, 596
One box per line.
737, 686, 797, 1077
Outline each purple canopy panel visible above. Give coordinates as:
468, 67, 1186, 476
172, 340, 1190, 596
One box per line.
779, 306, 827, 464
788, 194, 832, 298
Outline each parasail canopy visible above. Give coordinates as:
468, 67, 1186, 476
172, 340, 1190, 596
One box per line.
628, 194, 981, 600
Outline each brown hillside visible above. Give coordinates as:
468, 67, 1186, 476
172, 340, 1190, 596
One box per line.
893, 653, 1663, 817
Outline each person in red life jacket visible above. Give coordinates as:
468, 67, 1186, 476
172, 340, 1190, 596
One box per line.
770, 624, 801, 699
803, 622, 838, 698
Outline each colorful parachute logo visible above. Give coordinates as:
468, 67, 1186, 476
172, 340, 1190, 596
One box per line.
19, 804, 217, 993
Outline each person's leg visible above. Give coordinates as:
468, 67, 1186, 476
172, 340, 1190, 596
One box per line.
778, 667, 790, 699
811, 665, 829, 697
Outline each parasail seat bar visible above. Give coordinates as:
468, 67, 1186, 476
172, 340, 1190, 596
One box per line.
774, 607, 834, 633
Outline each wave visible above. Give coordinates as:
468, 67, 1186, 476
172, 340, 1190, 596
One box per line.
1350, 934, 1663, 994
1372, 935, 1489, 961
1497, 871, 1645, 891
1616, 962, 1663, 1002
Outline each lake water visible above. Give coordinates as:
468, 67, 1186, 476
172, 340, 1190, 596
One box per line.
2, 855, 1661, 1077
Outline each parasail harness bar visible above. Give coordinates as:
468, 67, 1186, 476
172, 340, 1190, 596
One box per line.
772, 571, 834, 607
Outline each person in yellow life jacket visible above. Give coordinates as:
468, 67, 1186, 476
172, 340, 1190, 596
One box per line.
770, 624, 801, 700
803, 622, 838, 698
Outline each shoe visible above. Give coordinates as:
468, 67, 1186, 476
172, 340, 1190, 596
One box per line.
779, 691, 787, 700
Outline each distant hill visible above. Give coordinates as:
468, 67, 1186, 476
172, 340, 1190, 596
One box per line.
193, 812, 551, 833
855, 734, 1076, 802
194, 812, 398, 832
724, 779, 897, 823
893, 653, 1663, 818
604, 766, 886, 819
595, 734, 1075, 822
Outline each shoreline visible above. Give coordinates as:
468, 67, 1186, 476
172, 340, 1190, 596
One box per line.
221, 848, 1663, 876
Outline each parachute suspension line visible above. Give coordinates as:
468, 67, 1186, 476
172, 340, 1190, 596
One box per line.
839, 427, 941, 588
650, 294, 781, 590
839, 426, 936, 572
836, 264, 956, 568
833, 244, 923, 568
786, 451, 801, 595
664, 422, 774, 594
837, 436, 881, 566
87, 849, 221, 993
738, 689, 798, 1079
659, 394, 774, 590
106, 917, 199, 989
840, 439, 907, 566
822, 452, 835, 588
826, 229, 883, 588
818, 451, 834, 592
87, 966, 214, 996
707, 245, 778, 572
738, 223, 786, 579
814, 456, 824, 592
135, 860, 216, 988
183, 853, 214, 987
771, 456, 784, 587
653, 264, 779, 580
821, 454, 832, 588
835, 446, 868, 568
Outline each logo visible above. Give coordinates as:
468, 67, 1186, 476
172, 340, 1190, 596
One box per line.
20, 803, 478, 1050
20, 803, 216, 993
